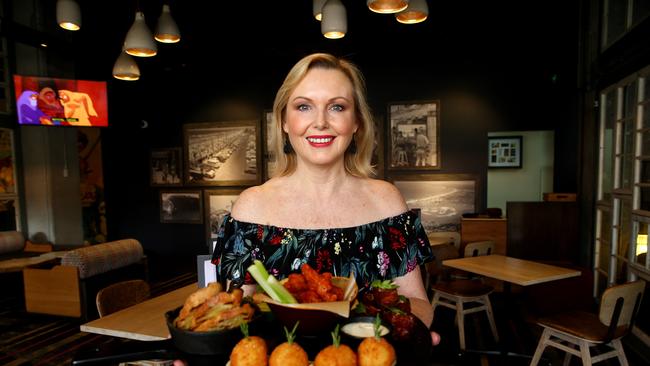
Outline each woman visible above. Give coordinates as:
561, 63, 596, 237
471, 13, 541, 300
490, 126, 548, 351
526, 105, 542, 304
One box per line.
212, 53, 440, 346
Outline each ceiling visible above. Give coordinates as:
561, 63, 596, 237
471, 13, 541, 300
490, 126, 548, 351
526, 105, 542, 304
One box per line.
66, 0, 579, 82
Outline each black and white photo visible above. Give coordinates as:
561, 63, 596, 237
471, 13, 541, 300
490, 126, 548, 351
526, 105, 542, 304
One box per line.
150, 148, 182, 186
388, 100, 440, 170
204, 189, 242, 253
160, 190, 203, 224
394, 175, 477, 232
183, 120, 261, 186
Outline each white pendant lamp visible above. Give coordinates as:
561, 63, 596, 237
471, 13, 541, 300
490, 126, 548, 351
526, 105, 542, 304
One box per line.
124, 11, 158, 57
321, 0, 346, 39
396, 0, 428, 24
56, 0, 81, 31
112, 49, 140, 81
367, 0, 410, 14
313, 0, 327, 21
155, 4, 181, 43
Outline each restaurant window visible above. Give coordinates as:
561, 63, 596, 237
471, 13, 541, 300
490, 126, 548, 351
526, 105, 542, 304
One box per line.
597, 65, 650, 339
602, 0, 650, 49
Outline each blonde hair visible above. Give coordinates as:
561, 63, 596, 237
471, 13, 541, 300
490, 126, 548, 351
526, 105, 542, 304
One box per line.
271, 53, 375, 178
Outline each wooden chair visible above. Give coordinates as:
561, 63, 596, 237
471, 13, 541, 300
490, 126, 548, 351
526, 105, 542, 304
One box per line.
96, 279, 150, 317
430, 240, 499, 350
529, 279, 645, 366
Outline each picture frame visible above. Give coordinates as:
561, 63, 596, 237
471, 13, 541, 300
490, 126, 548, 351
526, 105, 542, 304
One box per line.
204, 188, 244, 254
388, 100, 441, 170
150, 147, 183, 186
160, 190, 203, 224
488, 136, 522, 168
262, 110, 277, 181
183, 120, 261, 186
392, 174, 478, 233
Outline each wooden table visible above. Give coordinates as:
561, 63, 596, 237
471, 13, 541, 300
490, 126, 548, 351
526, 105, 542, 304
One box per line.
442, 255, 581, 286
0, 251, 67, 273
80, 283, 197, 341
441, 255, 581, 361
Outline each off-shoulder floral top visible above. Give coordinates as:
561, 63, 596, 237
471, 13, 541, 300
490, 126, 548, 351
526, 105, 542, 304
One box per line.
211, 210, 433, 289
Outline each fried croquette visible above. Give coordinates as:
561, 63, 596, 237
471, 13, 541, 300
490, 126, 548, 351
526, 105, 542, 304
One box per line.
314, 343, 357, 366
269, 342, 309, 366
230, 335, 268, 366
357, 336, 396, 366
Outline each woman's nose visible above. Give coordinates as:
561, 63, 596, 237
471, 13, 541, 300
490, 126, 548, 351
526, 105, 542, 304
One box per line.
313, 109, 329, 129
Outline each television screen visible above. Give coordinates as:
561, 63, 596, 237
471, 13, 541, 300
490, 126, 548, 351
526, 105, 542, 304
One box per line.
13, 75, 109, 127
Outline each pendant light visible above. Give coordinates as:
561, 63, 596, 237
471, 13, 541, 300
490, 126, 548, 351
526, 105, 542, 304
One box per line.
313, 0, 327, 21
155, 4, 181, 43
321, 0, 346, 39
112, 49, 140, 81
56, 0, 81, 31
124, 11, 157, 57
367, 0, 409, 14
396, 0, 428, 24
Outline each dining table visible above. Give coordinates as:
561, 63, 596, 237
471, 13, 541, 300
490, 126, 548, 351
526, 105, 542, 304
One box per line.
441, 254, 581, 362
80, 282, 198, 341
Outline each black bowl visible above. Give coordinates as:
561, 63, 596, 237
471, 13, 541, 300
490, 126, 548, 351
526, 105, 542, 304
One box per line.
165, 306, 258, 355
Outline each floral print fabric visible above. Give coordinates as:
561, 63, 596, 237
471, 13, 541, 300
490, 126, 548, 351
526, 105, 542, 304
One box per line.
212, 210, 433, 289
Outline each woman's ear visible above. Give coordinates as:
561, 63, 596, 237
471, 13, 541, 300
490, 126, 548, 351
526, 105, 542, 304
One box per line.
282, 121, 289, 133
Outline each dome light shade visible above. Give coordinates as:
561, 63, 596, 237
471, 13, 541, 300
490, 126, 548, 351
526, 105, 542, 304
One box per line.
321, 0, 347, 39
124, 11, 157, 57
367, 0, 409, 14
113, 50, 140, 81
396, 0, 428, 24
56, 0, 81, 31
155, 4, 181, 43
313, 0, 327, 21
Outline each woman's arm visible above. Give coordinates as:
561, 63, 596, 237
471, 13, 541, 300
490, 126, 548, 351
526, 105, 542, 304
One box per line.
393, 266, 433, 327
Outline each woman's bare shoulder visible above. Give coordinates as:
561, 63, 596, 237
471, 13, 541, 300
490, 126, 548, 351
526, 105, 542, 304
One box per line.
231, 179, 282, 222
362, 178, 408, 216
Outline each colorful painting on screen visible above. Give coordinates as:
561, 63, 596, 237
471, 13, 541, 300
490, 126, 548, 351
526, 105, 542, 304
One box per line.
13, 75, 109, 127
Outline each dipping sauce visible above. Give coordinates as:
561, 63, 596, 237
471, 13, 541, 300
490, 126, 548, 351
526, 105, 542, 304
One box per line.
342, 321, 390, 339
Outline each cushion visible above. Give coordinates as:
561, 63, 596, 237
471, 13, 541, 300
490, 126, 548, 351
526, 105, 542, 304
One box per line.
0, 231, 25, 254
62, 239, 144, 279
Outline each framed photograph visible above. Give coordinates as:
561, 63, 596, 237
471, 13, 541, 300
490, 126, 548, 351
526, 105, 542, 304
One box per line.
488, 136, 522, 168
204, 188, 243, 254
262, 110, 277, 180
388, 100, 440, 170
183, 120, 261, 186
150, 147, 182, 186
392, 174, 478, 233
160, 190, 203, 224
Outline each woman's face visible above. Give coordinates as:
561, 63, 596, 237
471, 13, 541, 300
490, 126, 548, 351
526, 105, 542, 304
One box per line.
283, 68, 358, 168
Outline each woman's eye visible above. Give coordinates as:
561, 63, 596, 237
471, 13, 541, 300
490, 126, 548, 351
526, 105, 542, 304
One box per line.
330, 104, 344, 112
297, 104, 311, 112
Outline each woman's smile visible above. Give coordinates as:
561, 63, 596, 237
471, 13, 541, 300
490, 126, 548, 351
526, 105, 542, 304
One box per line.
306, 135, 336, 147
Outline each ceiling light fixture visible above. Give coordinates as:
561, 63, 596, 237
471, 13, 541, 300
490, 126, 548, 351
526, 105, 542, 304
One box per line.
321, 0, 347, 39
367, 0, 410, 14
395, 0, 428, 24
155, 4, 181, 43
113, 49, 141, 81
56, 0, 81, 31
124, 11, 157, 57
313, 0, 327, 21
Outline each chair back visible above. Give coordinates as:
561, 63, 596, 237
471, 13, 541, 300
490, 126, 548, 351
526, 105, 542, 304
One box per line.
427, 231, 461, 249
464, 240, 495, 257
96, 279, 150, 317
599, 280, 645, 331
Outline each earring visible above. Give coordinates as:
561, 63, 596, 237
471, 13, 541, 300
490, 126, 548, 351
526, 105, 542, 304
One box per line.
348, 137, 357, 154
283, 139, 294, 154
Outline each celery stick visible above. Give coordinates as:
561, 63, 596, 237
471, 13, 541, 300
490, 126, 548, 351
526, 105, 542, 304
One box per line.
267, 275, 297, 304
247, 262, 281, 302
